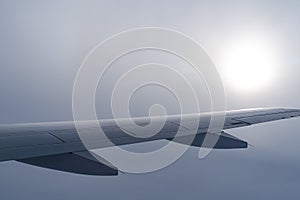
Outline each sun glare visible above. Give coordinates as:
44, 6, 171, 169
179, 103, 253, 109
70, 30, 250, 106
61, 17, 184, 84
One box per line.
221, 37, 276, 93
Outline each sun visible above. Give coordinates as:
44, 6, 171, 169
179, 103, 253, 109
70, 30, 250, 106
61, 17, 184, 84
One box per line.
221, 37, 276, 93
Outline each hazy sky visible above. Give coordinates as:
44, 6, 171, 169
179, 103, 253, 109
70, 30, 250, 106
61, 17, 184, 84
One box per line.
0, 0, 300, 200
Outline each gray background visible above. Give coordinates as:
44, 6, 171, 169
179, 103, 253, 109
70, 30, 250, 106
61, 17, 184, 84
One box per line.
0, 0, 300, 199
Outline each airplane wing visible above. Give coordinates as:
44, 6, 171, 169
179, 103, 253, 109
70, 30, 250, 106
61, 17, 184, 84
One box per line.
0, 108, 299, 175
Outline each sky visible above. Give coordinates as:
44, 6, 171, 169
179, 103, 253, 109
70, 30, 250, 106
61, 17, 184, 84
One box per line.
0, 0, 300, 199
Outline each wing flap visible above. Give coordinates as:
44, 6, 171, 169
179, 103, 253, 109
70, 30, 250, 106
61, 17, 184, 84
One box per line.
17, 151, 118, 176
169, 131, 248, 149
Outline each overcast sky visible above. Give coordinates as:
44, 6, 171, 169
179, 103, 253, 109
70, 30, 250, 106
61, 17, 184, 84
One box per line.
0, 0, 300, 200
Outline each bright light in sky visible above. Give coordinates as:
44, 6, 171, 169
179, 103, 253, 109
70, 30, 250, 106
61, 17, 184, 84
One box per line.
221, 37, 276, 93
